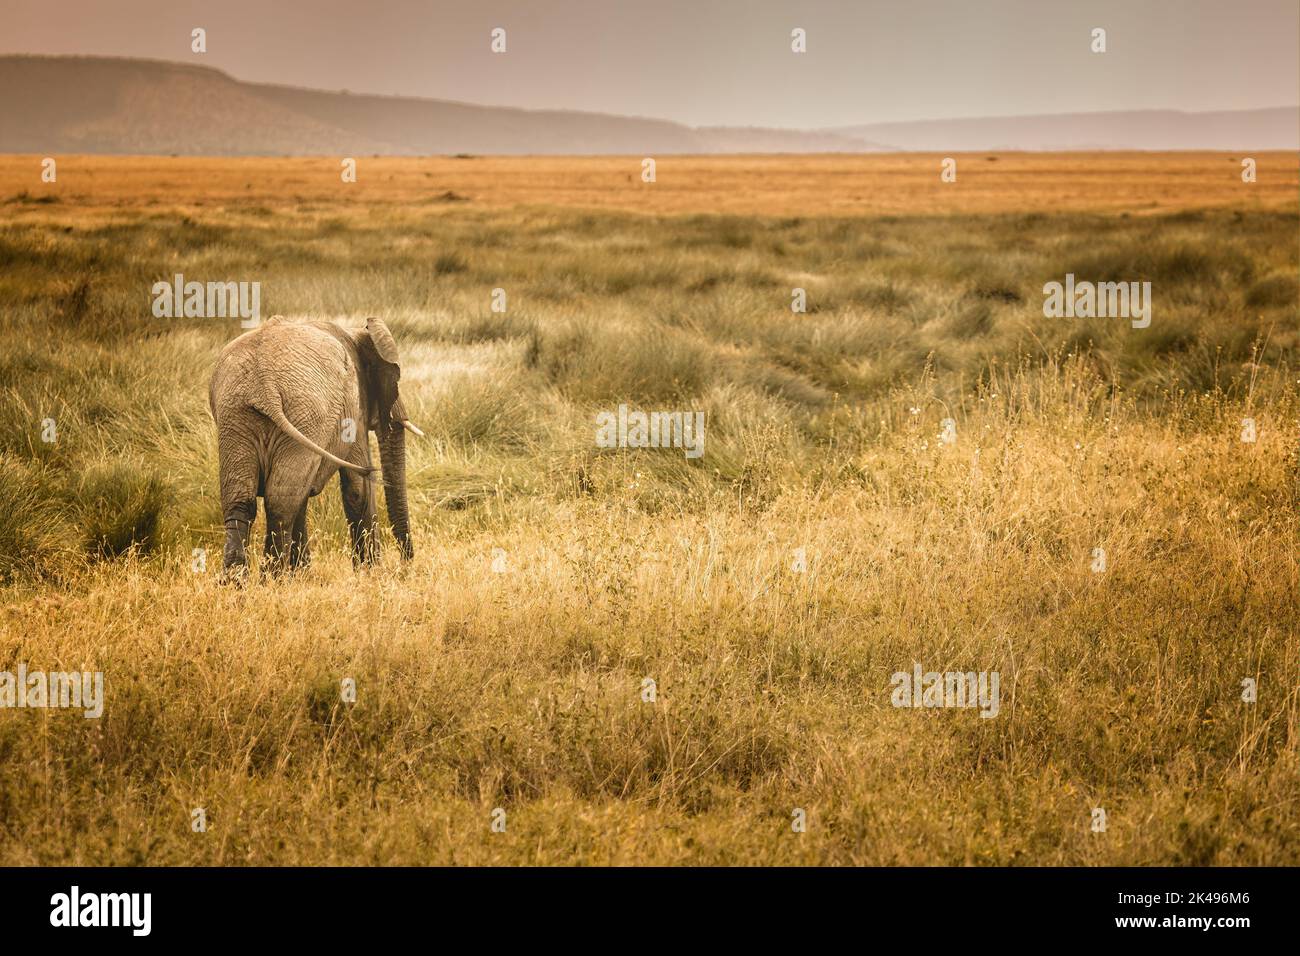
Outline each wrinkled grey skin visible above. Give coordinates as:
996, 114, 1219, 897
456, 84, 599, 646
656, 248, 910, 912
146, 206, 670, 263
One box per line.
208, 316, 418, 580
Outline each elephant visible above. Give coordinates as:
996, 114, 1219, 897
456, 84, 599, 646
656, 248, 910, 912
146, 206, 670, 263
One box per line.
208, 315, 423, 579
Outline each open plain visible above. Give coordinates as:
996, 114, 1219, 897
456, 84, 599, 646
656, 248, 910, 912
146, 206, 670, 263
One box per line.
1, 153, 1298, 864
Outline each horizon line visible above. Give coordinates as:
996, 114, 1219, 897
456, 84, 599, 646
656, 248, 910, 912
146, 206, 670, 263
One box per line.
5, 52, 1297, 134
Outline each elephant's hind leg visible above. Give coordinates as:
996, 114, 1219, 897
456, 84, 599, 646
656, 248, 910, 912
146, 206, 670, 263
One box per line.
218, 444, 258, 583
340, 468, 378, 566
220, 498, 257, 583
289, 501, 311, 569
263, 493, 308, 576
263, 450, 317, 576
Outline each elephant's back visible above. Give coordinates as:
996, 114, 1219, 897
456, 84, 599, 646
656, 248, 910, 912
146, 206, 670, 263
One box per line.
210, 321, 352, 422
250, 323, 351, 397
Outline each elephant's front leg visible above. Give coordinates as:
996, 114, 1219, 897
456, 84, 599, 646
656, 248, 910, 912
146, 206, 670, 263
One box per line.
340, 468, 378, 565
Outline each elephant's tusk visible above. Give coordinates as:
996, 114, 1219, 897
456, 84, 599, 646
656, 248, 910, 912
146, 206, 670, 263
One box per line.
401, 420, 425, 438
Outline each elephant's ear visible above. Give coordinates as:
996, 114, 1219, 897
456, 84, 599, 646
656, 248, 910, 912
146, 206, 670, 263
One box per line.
365, 317, 401, 367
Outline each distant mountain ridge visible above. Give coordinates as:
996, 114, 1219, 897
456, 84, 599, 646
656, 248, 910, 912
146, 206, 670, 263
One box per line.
832, 107, 1300, 152
1, 55, 1295, 155
0, 55, 884, 155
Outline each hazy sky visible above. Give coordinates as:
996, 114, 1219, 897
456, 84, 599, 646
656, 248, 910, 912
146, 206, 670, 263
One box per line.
3, 0, 1297, 127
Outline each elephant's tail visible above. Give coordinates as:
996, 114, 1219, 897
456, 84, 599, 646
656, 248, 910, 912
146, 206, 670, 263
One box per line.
264, 402, 374, 476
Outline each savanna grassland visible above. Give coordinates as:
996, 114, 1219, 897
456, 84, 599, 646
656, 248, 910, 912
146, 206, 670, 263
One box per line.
1, 153, 1298, 865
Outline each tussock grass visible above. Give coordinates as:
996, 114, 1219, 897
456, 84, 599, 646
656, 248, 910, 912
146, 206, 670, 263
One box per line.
0, 166, 1297, 864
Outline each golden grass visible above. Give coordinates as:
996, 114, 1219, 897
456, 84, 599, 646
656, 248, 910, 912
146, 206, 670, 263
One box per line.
6, 365, 1299, 865
1, 151, 1296, 218
0, 155, 1297, 864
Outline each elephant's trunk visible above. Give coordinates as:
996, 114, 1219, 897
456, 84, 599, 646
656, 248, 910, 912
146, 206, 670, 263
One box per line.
377, 421, 412, 559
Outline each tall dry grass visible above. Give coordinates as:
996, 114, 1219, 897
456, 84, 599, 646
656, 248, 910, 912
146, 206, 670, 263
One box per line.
0, 157, 1297, 863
